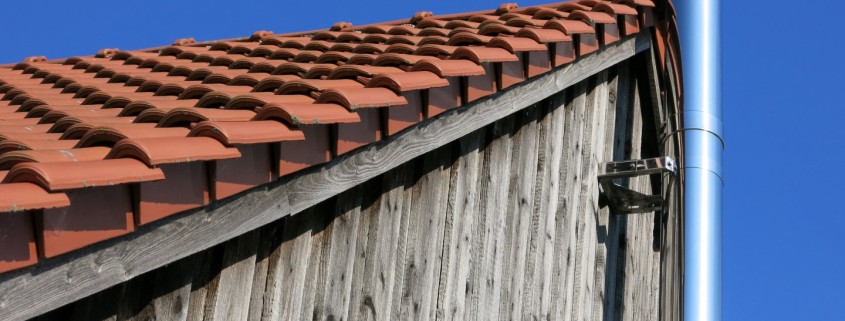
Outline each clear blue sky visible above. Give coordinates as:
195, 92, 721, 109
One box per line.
0, 1, 836, 319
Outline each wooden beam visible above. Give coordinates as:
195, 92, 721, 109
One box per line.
0, 33, 649, 321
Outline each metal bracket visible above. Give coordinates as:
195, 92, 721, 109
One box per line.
598, 156, 677, 214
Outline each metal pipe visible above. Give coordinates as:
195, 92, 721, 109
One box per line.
676, 0, 723, 320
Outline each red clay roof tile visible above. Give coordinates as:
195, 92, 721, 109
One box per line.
107, 136, 241, 166
316, 88, 408, 109
224, 92, 314, 110
367, 71, 449, 93
411, 59, 486, 77
0, 182, 70, 212
253, 103, 360, 125
452, 46, 519, 64
515, 28, 572, 43
488, 36, 549, 52
0, 147, 110, 170
595, 2, 639, 15
544, 18, 596, 34
276, 79, 364, 95
568, 10, 617, 24
3, 158, 164, 191
189, 120, 304, 145
157, 107, 256, 127
0, 138, 78, 155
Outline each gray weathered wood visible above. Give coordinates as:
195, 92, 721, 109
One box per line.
246, 221, 282, 321
116, 269, 156, 321
149, 255, 198, 321
619, 78, 660, 321
185, 250, 215, 321
316, 185, 363, 321
466, 116, 514, 321
344, 182, 376, 321
437, 131, 482, 321
260, 208, 316, 321
550, 82, 588, 321
357, 163, 413, 321
299, 204, 331, 321
603, 61, 635, 321
533, 92, 567, 320
499, 107, 540, 320
399, 147, 450, 321
204, 230, 259, 321
569, 72, 605, 321
592, 69, 621, 321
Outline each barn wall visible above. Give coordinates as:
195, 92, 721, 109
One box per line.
34, 58, 679, 321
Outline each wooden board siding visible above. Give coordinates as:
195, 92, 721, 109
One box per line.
32, 50, 682, 320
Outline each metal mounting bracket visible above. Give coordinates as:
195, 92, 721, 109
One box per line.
598, 156, 677, 214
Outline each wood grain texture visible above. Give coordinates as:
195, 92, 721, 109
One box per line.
552, 82, 588, 321
603, 61, 635, 321
8, 33, 682, 321
149, 254, 198, 321
344, 181, 377, 321
534, 92, 567, 320
298, 203, 332, 321
260, 208, 316, 321
246, 222, 282, 321
399, 147, 451, 321
204, 230, 259, 321
185, 249, 215, 321
438, 131, 483, 321
499, 107, 540, 320
316, 185, 364, 321
470, 116, 514, 321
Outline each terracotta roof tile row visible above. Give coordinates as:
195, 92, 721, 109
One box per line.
0, 0, 660, 274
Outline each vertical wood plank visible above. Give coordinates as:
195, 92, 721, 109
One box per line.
116, 271, 156, 321
149, 254, 202, 321
463, 116, 514, 321
568, 73, 602, 321
316, 185, 364, 321
603, 61, 637, 321
354, 163, 413, 321
67, 284, 121, 321
590, 69, 620, 321
204, 229, 260, 321
551, 83, 589, 321
521, 101, 551, 320
398, 146, 451, 321
620, 79, 661, 321
386, 162, 416, 321
260, 208, 317, 321
534, 91, 567, 320
247, 220, 284, 321
520, 94, 566, 320
499, 106, 540, 320
437, 131, 483, 321
299, 202, 333, 321
345, 179, 377, 321
185, 249, 217, 321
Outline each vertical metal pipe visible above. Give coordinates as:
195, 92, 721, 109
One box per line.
677, 0, 723, 320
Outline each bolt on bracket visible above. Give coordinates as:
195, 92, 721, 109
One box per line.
598, 156, 678, 214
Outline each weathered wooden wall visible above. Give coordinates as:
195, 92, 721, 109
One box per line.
33, 55, 680, 321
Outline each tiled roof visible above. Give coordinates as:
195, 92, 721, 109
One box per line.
0, 0, 658, 273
